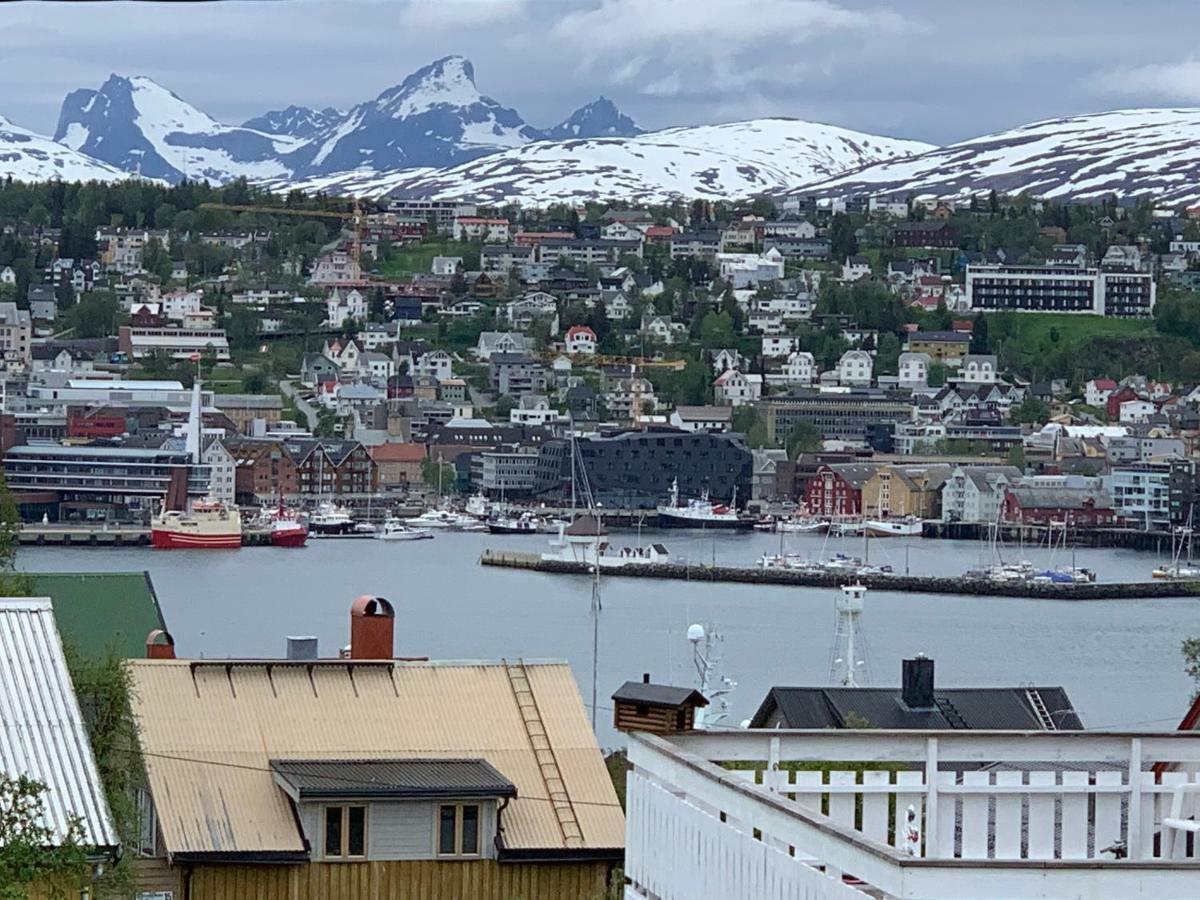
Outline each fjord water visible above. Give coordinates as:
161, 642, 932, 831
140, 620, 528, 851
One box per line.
19, 531, 1194, 744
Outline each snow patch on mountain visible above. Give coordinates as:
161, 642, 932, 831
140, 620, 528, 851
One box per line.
54, 74, 303, 183
799, 107, 1200, 205
543, 97, 643, 140
241, 105, 343, 139
277, 118, 934, 204
0, 115, 132, 183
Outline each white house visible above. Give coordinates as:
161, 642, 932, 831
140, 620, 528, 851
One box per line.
841, 255, 872, 282
202, 439, 237, 504
897, 351, 931, 389
716, 249, 786, 288
475, 331, 530, 360
713, 369, 763, 406
325, 288, 367, 329
1085, 377, 1118, 407
412, 349, 453, 382
869, 196, 909, 217
711, 348, 745, 374
0, 266, 15, 285
762, 335, 801, 358
509, 394, 560, 426
1119, 399, 1156, 423
642, 315, 685, 345
837, 349, 874, 387
602, 291, 632, 321
782, 351, 816, 386
601, 221, 644, 242
161, 289, 203, 321
452, 217, 510, 243
431, 256, 463, 276
762, 220, 817, 239
565, 324, 598, 355
941, 464, 1022, 523
959, 354, 998, 385
309, 250, 362, 285
669, 405, 733, 433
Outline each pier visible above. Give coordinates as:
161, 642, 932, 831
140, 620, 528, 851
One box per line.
479, 549, 1200, 600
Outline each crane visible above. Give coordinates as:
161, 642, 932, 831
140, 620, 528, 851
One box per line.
198, 199, 367, 267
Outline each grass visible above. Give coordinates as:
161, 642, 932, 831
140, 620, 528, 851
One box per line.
376, 240, 479, 280
986, 311, 1155, 358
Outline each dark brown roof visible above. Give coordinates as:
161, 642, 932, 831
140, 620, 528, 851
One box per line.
612, 682, 709, 710
270, 758, 516, 800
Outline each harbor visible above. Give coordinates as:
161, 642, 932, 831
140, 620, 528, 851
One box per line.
479, 548, 1200, 599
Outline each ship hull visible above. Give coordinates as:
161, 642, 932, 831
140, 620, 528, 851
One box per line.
864, 520, 923, 537
151, 529, 242, 549
655, 511, 755, 530
270, 528, 308, 548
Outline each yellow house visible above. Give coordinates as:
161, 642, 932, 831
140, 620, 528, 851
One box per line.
862, 464, 953, 519
128, 598, 624, 900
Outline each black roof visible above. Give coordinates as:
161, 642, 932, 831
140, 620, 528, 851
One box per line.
270, 758, 517, 800
750, 686, 1083, 730
612, 681, 709, 709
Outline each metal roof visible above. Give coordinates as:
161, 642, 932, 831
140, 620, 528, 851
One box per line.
0, 598, 118, 851
127, 659, 624, 857
270, 758, 516, 800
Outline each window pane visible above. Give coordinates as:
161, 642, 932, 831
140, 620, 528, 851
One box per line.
438, 805, 457, 854
325, 807, 343, 856
347, 806, 366, 856
461, 805, 479, 855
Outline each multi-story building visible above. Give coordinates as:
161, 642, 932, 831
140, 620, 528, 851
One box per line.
0, 302, 32, 369
1106, 463, 1171, 531
386, 198, 477, 234
117, 325, 231, 361
861, 463, 952, 519
490, 353, 548, 397
95, 227, 170, 274
1001, 476, 1116, 526
668, 232, 721, 260
536, 237, 642, 266
452, 216, 511, 243
891, 220, 958, 248
2, 444, 209, 520
966, 264, 1155, 317
477, 445, 542, 497
213, 394, 284, 435
762, 390, 912, 443
906, 330, 971, 362
282, 439, 378, 498
939, 464, 1023, 523
803, 463, 878, 517
535, 429, 752, 508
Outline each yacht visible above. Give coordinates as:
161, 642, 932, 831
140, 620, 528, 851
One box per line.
411, 507, 487, 531
656, 479, 753, 530
376, 518, 433, 542
306, 501, 355, 536
487, 511, 541, 534
864, 517, 923, 538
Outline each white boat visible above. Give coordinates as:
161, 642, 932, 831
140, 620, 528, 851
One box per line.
656, 478, 753, 530
410, 507, 486, 531
543, 515, 670, 568
864, 517, 923, 538
1152, 512, 1200, 580
464, 492, 491, 519
829, 518, 864, 536
776, 517, 828, 534
376, 518, 433, 541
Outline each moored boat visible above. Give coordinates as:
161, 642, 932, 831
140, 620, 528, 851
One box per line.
376, 518, 433, 541
487, 511, 540, 534
864, 517, 923, 538
270, 515, 308, 548
306, 501, 356, 536
152, 500, 242, 549
655, 478, 754, 531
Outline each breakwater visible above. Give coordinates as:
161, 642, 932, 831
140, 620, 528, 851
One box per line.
480, 549, 1200, 600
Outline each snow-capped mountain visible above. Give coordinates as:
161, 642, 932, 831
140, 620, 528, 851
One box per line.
799, 108, 1200, 205
241, 105, 343, 139
54, 74, 303, 183
543, 97, 643, 140
278, 119, 935, 204
286, 55, 542, 175
0, 114, 131, 183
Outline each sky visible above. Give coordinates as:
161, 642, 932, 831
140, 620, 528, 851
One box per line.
3, 0, 1200, 145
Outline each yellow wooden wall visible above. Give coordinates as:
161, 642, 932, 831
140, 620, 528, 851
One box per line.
186, 859, 614, 900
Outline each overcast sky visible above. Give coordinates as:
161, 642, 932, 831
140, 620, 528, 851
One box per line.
3, 0, 1200, 145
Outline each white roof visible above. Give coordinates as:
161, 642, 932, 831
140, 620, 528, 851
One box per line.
0, 598, 117, 849
67, 379, 184, 390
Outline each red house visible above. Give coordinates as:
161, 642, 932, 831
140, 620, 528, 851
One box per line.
1105, 385, 1141, 420
803, 463, 878, 517
1002, 484, 1116, 527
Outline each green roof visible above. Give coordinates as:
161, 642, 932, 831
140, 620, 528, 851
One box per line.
29, 572, 165, 660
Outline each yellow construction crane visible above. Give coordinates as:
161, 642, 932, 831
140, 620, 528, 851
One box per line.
198, 199, 366, 267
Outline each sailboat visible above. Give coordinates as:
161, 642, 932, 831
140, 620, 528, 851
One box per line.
1153, 509, 1200, 580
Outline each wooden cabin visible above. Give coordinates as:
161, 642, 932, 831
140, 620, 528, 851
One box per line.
612, 675, 709, 734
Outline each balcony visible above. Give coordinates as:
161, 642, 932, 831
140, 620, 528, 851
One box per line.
626, 729, 1200, 900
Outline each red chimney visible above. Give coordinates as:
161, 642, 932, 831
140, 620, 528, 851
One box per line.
146, 629, 176, 659
349, 596, 394, 660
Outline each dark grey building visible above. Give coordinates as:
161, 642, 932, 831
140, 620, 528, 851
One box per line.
762, 389, 912, 443
535, 428, 753, 508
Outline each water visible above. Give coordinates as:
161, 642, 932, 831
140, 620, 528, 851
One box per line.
17, 530, 1197, 746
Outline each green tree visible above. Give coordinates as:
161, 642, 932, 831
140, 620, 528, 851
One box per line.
0, 775, 89, 900
829, 213, 858, 260
786, 421, 823, 458
1011, 396, 1050, 424
1183, 637, 1200, 701
64, 291, 119, 339
970, 313, 990, 354
1005, 444, 1027, 470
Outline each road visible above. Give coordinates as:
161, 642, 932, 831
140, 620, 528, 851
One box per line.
279, 380, 318, 430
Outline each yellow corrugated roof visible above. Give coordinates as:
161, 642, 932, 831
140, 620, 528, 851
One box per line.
126, 659, 624, 857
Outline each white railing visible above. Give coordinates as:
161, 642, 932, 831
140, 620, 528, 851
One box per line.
627, 730, 1200, 900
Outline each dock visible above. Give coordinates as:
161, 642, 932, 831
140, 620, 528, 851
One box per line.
479, 549, 1200, 600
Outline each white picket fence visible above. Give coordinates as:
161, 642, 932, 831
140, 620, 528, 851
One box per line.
626, 770, 870, 900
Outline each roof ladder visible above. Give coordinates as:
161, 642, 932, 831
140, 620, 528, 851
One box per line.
1026, 688, 1058, 730
503, 658, 584, 848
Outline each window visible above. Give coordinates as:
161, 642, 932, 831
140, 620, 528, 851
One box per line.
437, 803, 482, 857
324, 805, 366, 858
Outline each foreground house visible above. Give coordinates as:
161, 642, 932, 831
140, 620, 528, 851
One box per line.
0, 597, 119, 892
128, 597, 623, 898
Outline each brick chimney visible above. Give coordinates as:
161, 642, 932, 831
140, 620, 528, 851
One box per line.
349, 596, 394, 660
146, 629, 176, 659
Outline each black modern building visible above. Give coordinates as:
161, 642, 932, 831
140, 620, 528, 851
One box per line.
535, 428, 753, 509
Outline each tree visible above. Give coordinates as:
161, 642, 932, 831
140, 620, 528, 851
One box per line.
64, 291, 119, 339
829, 214, 858, 260
970, 313, 990, 354
1183, 637, 1200, 701
786, 421, 823, 458
1012, 396, 1050, 425
0, 775, 89, 899
1005, 444, 1027, 470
